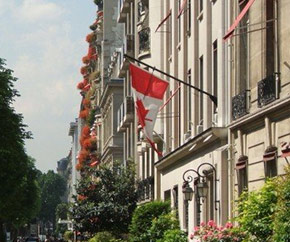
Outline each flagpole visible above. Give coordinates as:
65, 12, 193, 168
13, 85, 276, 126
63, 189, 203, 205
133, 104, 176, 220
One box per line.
124, 54, 217, 106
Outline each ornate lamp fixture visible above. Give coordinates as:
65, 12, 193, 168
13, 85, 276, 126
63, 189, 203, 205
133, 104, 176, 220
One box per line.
182, 163, 218, 210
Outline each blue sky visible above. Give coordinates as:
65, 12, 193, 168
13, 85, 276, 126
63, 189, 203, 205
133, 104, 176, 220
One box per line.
0, 0, 96, 172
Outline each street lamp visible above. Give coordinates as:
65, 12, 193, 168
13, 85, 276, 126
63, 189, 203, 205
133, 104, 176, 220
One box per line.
197, 178, 209, 199
182, 181, 194, 201
182, 163, 218, 210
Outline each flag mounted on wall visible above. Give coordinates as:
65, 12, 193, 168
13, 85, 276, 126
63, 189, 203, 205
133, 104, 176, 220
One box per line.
129, 63, 169, 156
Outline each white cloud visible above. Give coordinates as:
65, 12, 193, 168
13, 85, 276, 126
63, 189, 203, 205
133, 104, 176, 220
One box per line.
16, 0, 64, 22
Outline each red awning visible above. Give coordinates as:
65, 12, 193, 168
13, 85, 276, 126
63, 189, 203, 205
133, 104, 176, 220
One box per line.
223, 0, 256, 41
236, 155, 248, 170
263, 146, 278, 161
263, 151, 277, 161
177, 0, 187, 19
155, 10, 172, 32
281, 142, 290, 158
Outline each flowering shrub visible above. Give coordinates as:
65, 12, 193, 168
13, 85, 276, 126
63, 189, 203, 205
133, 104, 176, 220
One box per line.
190, 220, 245, 242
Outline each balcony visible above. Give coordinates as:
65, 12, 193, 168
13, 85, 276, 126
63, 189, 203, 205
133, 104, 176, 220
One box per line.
257, 74, 276, 108
117, 96, 134, 132
138, 27, 150, 56
118, 35, 134, 78
137, 176, 154, 202
232, 90, 249, 120
118, 0, 133, 23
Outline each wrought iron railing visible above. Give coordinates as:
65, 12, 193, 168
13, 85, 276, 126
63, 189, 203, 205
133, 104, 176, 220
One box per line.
232, 90, 249, 120
137, 176, 154, 202
257, 74, 276, 108
138, 27, 150, 54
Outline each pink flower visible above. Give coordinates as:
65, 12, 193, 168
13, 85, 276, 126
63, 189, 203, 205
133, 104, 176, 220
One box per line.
225, 222, 233, 229
207, 231, 213, 236
207, 220, 216, 227
190, 234, 194, 239
194, 226, 200, 231
200, 222, 206, 227
202, 235, 208, 240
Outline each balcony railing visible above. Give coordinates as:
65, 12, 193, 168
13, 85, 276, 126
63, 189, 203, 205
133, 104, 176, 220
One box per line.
118, 0, 133, 23
117, 96, 134, 132
232, 90, 249, 120
118, 35, 134, 78
137, 176, 154, 202
138, 27, 150, 55
257, 74, 276, 108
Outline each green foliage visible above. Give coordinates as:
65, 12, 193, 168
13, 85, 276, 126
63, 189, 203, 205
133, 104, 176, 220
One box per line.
148, 213, 179, 241
157, 229, 187, 242
273, 166, 290, 241
0, 58, 39, 240
73, 161, 137, 235
93, 0, 103, 7
56, 203, 69, 220
63, 230, 74, 241
129, 200, 171, 242
236, 180, 277, 241
38, 170, 66, 228
88, 231, 116, 242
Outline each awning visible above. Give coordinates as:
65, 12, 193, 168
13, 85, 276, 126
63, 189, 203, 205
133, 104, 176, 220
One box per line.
223, 0, 256, 41
281, 142, 290, 158
177, 0, 187, 19
263, 146, 277, 162
236, 155, 248, 170
155, 10, 172, 32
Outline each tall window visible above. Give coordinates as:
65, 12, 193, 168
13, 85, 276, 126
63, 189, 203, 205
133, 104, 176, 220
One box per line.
213, 41, 218, 114
172, 185, 179, 218
187, 0, 191, 35
184, 199, 189, 232
236, 155, 248, 196
199, 56, 204, 124
194, 178, 201, 226
187, 69, 192, 131
208, 173, 214, 220
178, 0, 181, 43
263, 146, 277, 178
168, 0, 172, 56
265, 0, 275, 77
237, 0, 249, 93
164, 189, 171, 201
199, 0, 203, 13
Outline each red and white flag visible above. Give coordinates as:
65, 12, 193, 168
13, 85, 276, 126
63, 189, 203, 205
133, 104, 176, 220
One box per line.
129, 63, 169, 156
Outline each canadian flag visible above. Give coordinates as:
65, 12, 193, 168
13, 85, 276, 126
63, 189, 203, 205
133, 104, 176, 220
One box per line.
129, 63, 169, 156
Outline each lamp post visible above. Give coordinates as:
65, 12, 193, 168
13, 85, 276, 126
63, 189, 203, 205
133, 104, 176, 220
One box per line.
182, 163, 218, 210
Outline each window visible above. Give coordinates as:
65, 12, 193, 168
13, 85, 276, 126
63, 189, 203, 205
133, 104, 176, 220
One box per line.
184, 199, 189, 232
187, 69, 192, 131
172, 185, 179, 217
237, 0, 249, 93
199, 56, 204, 124
178, 0, 181, 43
194, 178, 201, 226
208, 173, 214, 220
263, 146, 278, 178
199, 0, 203, 13
213, 40, 218, 114
187, 0, 191, 35
164, 189, 171, 201
236, 155, 248, 196
265, 0, 275, 77
168, 0, 172, 56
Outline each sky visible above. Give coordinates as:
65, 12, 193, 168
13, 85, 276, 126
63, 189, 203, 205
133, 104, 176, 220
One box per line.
0, 0, 96, 172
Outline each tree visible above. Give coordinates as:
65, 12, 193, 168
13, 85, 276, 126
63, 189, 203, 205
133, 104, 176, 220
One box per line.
0, 58, 39, 240
38, 170, 66, 233
72, 162, 137, 237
